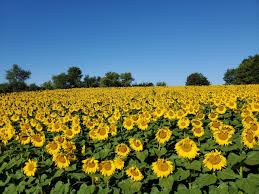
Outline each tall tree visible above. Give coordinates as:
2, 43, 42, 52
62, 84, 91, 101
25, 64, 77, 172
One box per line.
6, 64, 31, 91
67, 66, 82, 88
100, 72, 121, 87
186, 73, 210, 86
83, 75, 101, 88
120, 72, 134, 87
52, 73, 69, 89
223, 68, 237, 85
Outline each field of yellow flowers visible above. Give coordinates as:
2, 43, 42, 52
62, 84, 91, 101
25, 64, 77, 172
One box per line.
0, 85, 259, 194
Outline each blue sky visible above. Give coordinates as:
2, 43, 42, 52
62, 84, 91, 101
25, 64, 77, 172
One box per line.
0, 0, 258, 85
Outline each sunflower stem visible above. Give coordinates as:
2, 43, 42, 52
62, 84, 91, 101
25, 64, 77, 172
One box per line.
239, 166, 243, 178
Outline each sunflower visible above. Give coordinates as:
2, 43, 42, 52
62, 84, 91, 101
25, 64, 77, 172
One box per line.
213, 130, 232, 146
96, 126, 109, 140
129, 138, 143, 152
164, 110, 175, 120
82, 157, 99, 174
216, 105, 227, 114
209, 120, 222, 131
137, 119, 149, 130
155, 127, 172, 144
63, 141, 76, 153
46, 141, 61, 155
208, 112, 218, 121
191, 119, 203, 128
126, 167, 144, 181
53, 154, 70, 169
54, 135, 67, 146
31, 133, 45, 147
203, 150, 227, 171
23, 159, 37, 177
115, 143, 130, 157
192, 126, 204, 137
123, 117, 134, 130
89, 129, 98, 140
175, 137, 199, 159
152, 159, 174, 178
64, 128, 75, 139
114, 157, 124, 170
242, 129, 257, 149
19, 133, 31, 144
99, 160, 116, 177
177, 117, 190, 129
109, 124, 117, 136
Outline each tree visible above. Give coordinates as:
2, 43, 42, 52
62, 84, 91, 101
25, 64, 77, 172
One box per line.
186, 73, 210, 86
67, 66, 82, 88
120, 72, 134, 87
223, 68, 237, 85
156, 82, 167, 86
100, 72, 121, 87
6, 64, 31, 91
28, 83, 41, 91
83, 75, 101, 88
41, 81, 54, 90
52, 73, 69, 89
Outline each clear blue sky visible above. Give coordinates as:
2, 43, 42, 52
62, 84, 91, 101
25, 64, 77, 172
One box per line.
0, 0, 258, 85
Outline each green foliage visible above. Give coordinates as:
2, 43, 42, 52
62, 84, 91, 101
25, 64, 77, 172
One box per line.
100, 72, 121, 87
120, 72, 134, 87
156, 82, 167, 86
223, 68, 237, 85
185, 72, 210, 86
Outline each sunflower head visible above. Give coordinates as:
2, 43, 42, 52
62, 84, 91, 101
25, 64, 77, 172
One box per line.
46, 141, 61, 155
99, 160, 116, 177
203, 150, 227, 171
129, 138, 143, 152
175, 137, 199, 159
115, 143, 130, 157
152, 159, 174, 178
192, 126, 204, 137
82, 157, 99, 174
126, 167, 144, 181
53, 154, 70, 169
155, 127, 172, 144
23, 159, 37, 177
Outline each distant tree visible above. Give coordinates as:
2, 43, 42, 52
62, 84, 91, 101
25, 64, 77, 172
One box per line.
156, 82, 167, 86
83, 75, 101, 87
0, 83, 12, 93
186, 73, 210, 86
67, 66, 82, 88
6, 64, 31, 91
100, 72, 121, 87
28, 83, 41, 91
120, 72, 134, 87
223, 68, 237, 85
235, 55, 259, 84
52, 73, 69, 89
41, 81, 54, 90
132, 82, 154, 87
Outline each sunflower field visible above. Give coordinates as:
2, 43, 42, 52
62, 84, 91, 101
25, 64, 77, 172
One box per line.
0, 85, 259, 194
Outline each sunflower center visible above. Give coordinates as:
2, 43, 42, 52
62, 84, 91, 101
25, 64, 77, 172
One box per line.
250, 124, 258, 131
21, 135, 29, 141
57, 156, 66, 163
99, 128, 107, 136
118, 145, 127, 153
246, 133, 254, 143
181, 142, 192, 152
50, 143, 58, 150
218, 132, 229, 140
34, 136, 42, 142
181, 122, 186, 126
133, 140, 140, 147
67, 130, 73, 136
130, 169, 139, 176
157, 162, 169, 172
158, 130, 167, 139
193, 121, 200, 125
87, 161, 96, 168
208, 155, 221, 165
126, 120, 132, 126
103, 162, 112, 170
212, 122, 220, 128
28, 163, 35, 171
58, 137, 65, 143
193, 127, 201, 133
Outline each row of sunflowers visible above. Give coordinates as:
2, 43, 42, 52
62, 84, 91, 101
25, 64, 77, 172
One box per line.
0, 85, 259, 193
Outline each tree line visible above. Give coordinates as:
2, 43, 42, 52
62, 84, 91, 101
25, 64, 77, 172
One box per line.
0, 54, 258, 93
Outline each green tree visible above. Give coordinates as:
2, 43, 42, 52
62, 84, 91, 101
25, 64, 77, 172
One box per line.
41, 81, 54, 90
83, 75, 101, 87
235, 55, 259, 84
67, 66, 82, 88
223, 68, 237, 85
100, 72, 121, 87
186, 72, 210, 86
120, 72, 134, 87
6, 64, 31, 91
156, 82, 167, 86
52, 73, 69, 89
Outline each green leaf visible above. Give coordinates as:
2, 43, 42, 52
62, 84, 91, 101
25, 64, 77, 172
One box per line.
173, 168, 190, 181
186, 160, 201, 171
50, 181, 69, 194
118, 179, 142, 194
227, 152, 246, 167
136, 150, 148, 162
193, 174, 217, 188
11, 170, 24, 180
236, 178, 257, 194
16, 181, 26, 193
244, 151, 259, 165
247, 173, 259, 186
3, 184, 17, 194
0, 173, 11, 186
66, 163, 77, 171
154, 147, 167, 157
68, 172, 87, 180
77, 184, 95, 194
52, 169, 64, 178
159, 175, 174, 191
217, 168, 240, 180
